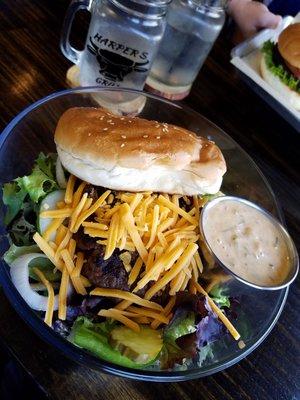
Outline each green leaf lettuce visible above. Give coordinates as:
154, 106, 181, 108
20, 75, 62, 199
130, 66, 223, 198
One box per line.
2, 153, 58, 225
261, 40, 300, 93
209, 285, 230, 308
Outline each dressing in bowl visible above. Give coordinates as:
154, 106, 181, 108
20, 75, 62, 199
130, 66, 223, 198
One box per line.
200, 196, 298, 289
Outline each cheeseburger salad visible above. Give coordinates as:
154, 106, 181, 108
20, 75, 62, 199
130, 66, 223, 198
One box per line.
1, 111, 242, 370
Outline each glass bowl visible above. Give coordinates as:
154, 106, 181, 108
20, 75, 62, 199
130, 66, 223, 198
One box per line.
0, 88, 288, 381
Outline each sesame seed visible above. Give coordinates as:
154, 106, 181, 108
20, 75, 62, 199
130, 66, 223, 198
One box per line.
88, 133, 91, 136
107, 119, 112, 122
109, 122, 115, 125
43, 203, 49, 210
121, 135, 127, 139
121, 143, 125, 148
128, 120, 132, 123
143, 135, 148, 138
155, 125, 160, 128
120, 117, 125, 120
156, 136, 160, 139
103, 128, 108, 131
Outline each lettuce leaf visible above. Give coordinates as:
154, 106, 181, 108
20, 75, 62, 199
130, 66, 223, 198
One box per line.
2, 153, 58, 225
35, 153, 57, 178
209, 285, 230, 308
164, 310, 196, 341
28, 256, 61, 282
160, 316, 196, 369
262, 40, 300, 93
16, 153, 58, 203
10, 213, 36, 246
2, 182, 27, 225
3, 243, 40, 264
160, 293, 228, 369
7, 196, 38, 246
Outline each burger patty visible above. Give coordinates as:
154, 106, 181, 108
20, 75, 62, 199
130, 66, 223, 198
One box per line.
273, 44, 300, 81
83, 184, 99, 202
73, 184, 179, 299
73, 229, 129, 290
73, 228, 100, 251
82, 246, 130, 291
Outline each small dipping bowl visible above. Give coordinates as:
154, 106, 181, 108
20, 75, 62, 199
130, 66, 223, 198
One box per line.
200, 196, 299, 290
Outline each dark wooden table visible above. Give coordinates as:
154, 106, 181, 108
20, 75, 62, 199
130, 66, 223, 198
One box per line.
0, 1, 299, 399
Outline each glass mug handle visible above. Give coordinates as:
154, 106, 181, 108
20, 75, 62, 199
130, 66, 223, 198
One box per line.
60, 0, 91, 64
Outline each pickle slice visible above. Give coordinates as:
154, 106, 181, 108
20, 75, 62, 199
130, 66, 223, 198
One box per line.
110, 326, 163, 364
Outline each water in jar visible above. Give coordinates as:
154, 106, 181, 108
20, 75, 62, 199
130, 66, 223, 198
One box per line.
148, 0, 225, 93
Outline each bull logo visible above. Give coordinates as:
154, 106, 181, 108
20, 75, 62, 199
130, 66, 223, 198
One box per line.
87, 38, 149, 82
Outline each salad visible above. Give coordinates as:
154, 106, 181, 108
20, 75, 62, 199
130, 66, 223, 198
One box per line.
2, 152, 241, 370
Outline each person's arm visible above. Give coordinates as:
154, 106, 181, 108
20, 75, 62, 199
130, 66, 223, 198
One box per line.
227, 0, 282, 38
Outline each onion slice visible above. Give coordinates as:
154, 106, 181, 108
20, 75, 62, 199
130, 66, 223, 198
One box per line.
10, 253, 72, 311
56, 156, 67, 189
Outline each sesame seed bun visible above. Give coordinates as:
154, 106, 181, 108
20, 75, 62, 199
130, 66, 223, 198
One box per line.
278, 23, 300, 70
54, 107, 226, 195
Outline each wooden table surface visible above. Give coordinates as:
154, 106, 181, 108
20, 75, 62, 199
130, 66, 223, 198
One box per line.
0, 1, 299, 399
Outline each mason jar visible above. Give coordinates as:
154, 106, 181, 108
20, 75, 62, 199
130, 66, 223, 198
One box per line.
61, 0, 171, 100
146, 0, 226, 100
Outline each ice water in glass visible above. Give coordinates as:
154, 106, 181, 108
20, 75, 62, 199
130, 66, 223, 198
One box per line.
146, 0, 225, 100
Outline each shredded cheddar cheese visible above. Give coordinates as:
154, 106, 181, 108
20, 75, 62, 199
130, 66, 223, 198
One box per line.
55, 225, 68, 246
32, 267, 54, 327
192, 280, 240, 340
128, 257, 143, 285
36, 176, 227, 335
121, 203, 148, 263
65, 174, 76, 204
58, 266, 69, 320
158, 195, 198, 225
133, 316, 152, 324
54, 230, 72, 262
146, 204, 159, 249
144, 243, 198, 300
82, 222, 108, 230
80, 275, 91, 287
134, 243, 186, 291
42, 217, 65, 241
126, 306, 169, 324
151, 297, 176, 329
98, 309, 140, 332
68, 238, 76, 260
33, 232, 63, 271
72, 252, 84, 277
40, 208, 73, 218
90, 288, 163, 311
105, 212, 119, 259
73, 190, 111, 233
72, 181, 87, 208
61, 249, 87, 295
69, 192, 88, 232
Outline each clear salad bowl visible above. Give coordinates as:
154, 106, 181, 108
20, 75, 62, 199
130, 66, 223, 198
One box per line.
0, 88, 288, 381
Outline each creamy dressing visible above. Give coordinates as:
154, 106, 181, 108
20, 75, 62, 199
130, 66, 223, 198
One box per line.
202, 199, 290, 286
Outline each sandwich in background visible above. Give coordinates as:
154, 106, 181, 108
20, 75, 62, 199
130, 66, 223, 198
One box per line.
260, 22, 300, 110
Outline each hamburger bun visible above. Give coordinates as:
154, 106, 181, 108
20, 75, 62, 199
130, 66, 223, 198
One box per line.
54, 107, 226, 195
278, 23, 300, 70
260, 55, 300, 110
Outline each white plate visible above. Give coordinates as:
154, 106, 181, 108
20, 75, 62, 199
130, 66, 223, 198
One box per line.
231, 13, 300, 131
